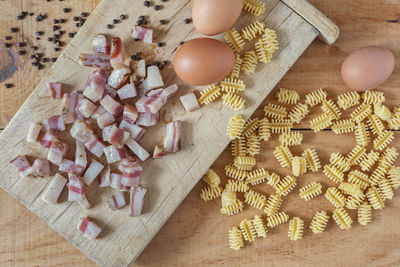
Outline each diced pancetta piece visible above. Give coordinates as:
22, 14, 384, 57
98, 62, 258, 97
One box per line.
180, 92, 200, 112
164, 120, 182, 153
123, 104, 138, 124
129, 187, 147, 217
104, 145, 122, 164
59, 159, 76, 173
138, 77, 151, 94
147, 65, 164, 89
153, 145, 164, 158
38, 129, 58, 148
75, 140, 87, 170
135, 96, 163, 114
125, 138, 150, 161
10, 155, 31, 177
132, 25, 153, 44
92, 33, 111, 54
100, 95, 123, 116
31, 159, 51, 177
118, 145, 131, 160
97, 111, 115, 129
77, 217, 102, 240
83, 159, 104, 185
121, 159, 142, 187
79, 195, 91, 209
118, 83, 137, 100
27, 123, 42, 143
102, 124, 115, 142
68, 174, 85, 201
110, 173, 123, 190
137, 59, 146, 77
119, 120, 146, 141
74, 165, 86, 176
79, 53, 111, 69
47, 82, 64, 99
70, 120, 93, 143
76, 98, 97, 118
103, 84, 117, 99
110, 37, 126, 68
148, 84, 179, 104
85, 135, 106, 157
107, 64, 131, 89
98, 166, 111, 187
62, 93, 83, 124
48, 139, 69, 165
130, 59, 146, 83
136, 112, 159, 127
108, 125, 128, 149
83, 69, 107, 103
90, 105, 107, 120
43, 115, 66, 131
42, 173, 67, 204
108, 191, 126, 210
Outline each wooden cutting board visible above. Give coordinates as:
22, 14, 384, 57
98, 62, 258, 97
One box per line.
0, 0, 338, 265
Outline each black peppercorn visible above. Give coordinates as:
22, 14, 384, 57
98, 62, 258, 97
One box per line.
35, 64, 41, 70
113, 19, 119, 24
63, 8, 70, 13
107, 24, 113, 29
142, 20, 147, 25
17, 50, 25, 55
53, 25, 58, 31
47, 37, 53, 42
53, 34, 59, 39
154, 5, 161, 10
60, 19, 65, 23
73, 16, 79, 21
17, 15, 23, 20
29, 12, 34, 16
144, 1, 150, 7
20, 11, 27, 17
4, 43, 10, 48
130, 55, 137, 61
53, 19, 59, 24
81, 12, 88, 17
179, 41, 184, 46
10, 27, 18, 33
58, 31, 64, 35
4, 36, 11, 40
68, 32, 74, 38
75, 23, 81, 27
17, 42, 24, 47
54, 47, 60, 52
160, 19, 167, 25
41, 57, 48, 63
157, 42, 163, 47
56, 41, 62, 47
161, 0, 167, 2
154, 61, 161, 67
184, 18, 191, 24
137, 20, 142, 26
120, 14, 126, 20
134, 38, 139, 41
139, 15, 145, 21
79, 18, 85, 23
32, 62, 39, 66
35, 31, 42, 36
4, 83, 12, 88
51, 57, 57, 62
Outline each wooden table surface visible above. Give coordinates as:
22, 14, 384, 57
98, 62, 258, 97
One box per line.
1, 0, 400, 266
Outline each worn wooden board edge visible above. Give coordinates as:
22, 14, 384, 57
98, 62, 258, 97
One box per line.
0, 0, 325, 266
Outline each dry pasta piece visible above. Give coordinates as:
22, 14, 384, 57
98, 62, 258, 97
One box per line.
230, 54, 242, 79
366, 186, 385, 210
373, 130, 394, 151
199, 84, 221, 104
388, 166, 400, 189
332, 207, 353, 230
275, 175, 297, 196
347, 145, 367, 166
346, 192, 365, 210
254, 29, 278, 63
329, 152, 351, 172
226, 115, 245, 140
377, 147, 398, 171
325, 187, 347, 208
221, 199, 244, 215
388, 107, 400, 130
288, 217, 304, 241
379, 178, 394, 200
225, 164, 248, 181
347, 170, 370, 190
258, 117, 271, 141
224, 28, 245, 52
323, 164, 344, 183
231, 136, 246, 157
234, 156, 256, 170
279, 132, 303, 146
243, 0, 266, 16
246, 134, 260, 156
244, 190, 267, 209
310, 211, 329, 234
310, 113, 333, 132
221, 190, 237, 207
299, 182, 322, 201
367, 114, 385, 135
254, 38, 271, 64
229, 227, 244, 251
242, 118, 259, 137
351, 103, 372, 123
240, 218, 256, 242
264, 194, 282, 216
332, 119, 355, 134
267, 172, 281, 187
200, 186, 222, 201
276, 88, 299, 104
264, 103, 287, 119
362, 90, 385, 105
252, 215, 267, 238
338, 182, 362, 197
226, 180, 249, 192
370, 165, 386, 186
247, 168, 269, 185
305, 89, 327, 107
374, 103, 391, 121
288, 103, 309, 123
337, 91, 360, 110
220, 78, 245, 93
322, 99, 341, 120
268, 120, 292, 133
357, 202, 372, 226
292, 156, 306, 177
273, 145, 293, 168
241, 50, 258, 75
241, 21, 265, 41
301, 148, 321, 172
359, 150, 379, 172
267, 212, 289, 228
354, 123, 370, 147
202, 169, 221, 188
222, 92, 245, 110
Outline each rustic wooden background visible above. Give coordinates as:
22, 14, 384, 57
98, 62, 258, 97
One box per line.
0, 0, 400, 266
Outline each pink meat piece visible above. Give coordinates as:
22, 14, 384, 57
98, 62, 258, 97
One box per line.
59, 159, 76, 173
121, 159, 142, 187
92, 33, 111, 54
61, 93, 83, 124
135, 96, 163, 114
31, 159, 51, 177
100, 95, 123, 116
118, 145, 131, 160
129, 187, 147, 216
110, 37, 126, 68
90, 105, 107, 120
42, 173, 67, 204
75, 140, 87, 170
102, 123, 115, 142
118, 83, 137, 100
68, 174, 85, 201
77, 217, 102, 240
70, 120, 93, 143
79, 53, 111, 69
83, 159, 104, 185
76, 98, 97, 118
153, 145, 164, 159
48, 139, 69, 165
123, 104, 138, 124
10, 155, 31, 177
131, 26, 153, 44
180, 92, 200, 112
85, 134, 106, 157
83, 69, 107, 103
125, 138, 150, 161
43, 115, 66, 131
136, 112, 159, 127
103, 84, 118, 99
108, 125, 127, 149
47, 82, 64, 99
147, 84, 179, 104
98, 166, 111, 187
163, 120, 182, 153
104, 145, 122, 164
119, 120, 146, 141
107, 64, 131, 89
108, 191, 126, 210
38, 129, 58, 148
97, 111, 115, 129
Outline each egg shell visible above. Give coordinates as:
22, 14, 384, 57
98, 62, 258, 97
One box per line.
341, 46, 395, 91
192, 0, 243, 36
173, 38, 235, 86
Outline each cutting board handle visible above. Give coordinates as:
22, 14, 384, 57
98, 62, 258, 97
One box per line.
281, 0, 339, 45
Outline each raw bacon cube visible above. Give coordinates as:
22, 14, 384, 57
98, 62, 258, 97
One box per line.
62, 93, 83, 124
76, 98, 97, 118
119, 120, 146, 141
77, 217, 102, 240
97, 111, 115, 129
108, 191, 126, 210
98, 166, 111, 187
131, 25, 153, 44
48, 139, 69, 165
118, 83, 137, 100
68, 174, 85, 201
92, 33, 111, 54
180, 92, 200, 112
107, 64, 131, 89
135, 96, 163, 114
164, 120, 182, 153
59, 159, 76, 173
121, 159, 142, 187
147, 65, 164, 89
104, 145, 122, 164
125, 138, 150, 161
123, 104, 138, 124
129, 187, 147, 216
85, 135, 106, 157
75, 140, 87, 170
83, 159, 104, 185
153, 145, 164, 159
136, 112, 159, 127
70, 120, 93, 143
100, 95, 123, 116
83, 69, 107, 102
27, 123, 42, 143
108, 125, 127, 149
103, 84, 118, 99
10, 155, 31, 177
79, 53, 111, 69
38, 129, 58, 148
42, 173, 67, 204
47, 82, 64, 99
110, 37, 126, 68
31, 159, 51, 177
79, 195, 91, 209
43, 115, 66, 131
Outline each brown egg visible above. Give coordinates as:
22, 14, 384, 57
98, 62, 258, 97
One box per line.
341, 46, 395, 90
192, 0, 243, 36
174, 38, 235, 86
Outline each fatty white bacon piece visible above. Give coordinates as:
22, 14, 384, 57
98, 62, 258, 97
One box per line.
38, 129, 58, 148
48, 139, 69, 165
107, 64, 131, 89
83, 69, 107, 103
132, 25, 153, 44
77, 217, 102, 240
10, 155, 31, 177
92, 33, 111, 54
83, 159, 104, 185
90, 105, 107, 120
47, 82, 64, 99
62, 93, 83, 124
31, 159, 51, 177
104, 145, 122, 164
85, 135, 106, 157
70, 120, 93, 143
119, 120, 146, 141
123, 104, 138, 124
136, 112, 159, 127
43, 115, 66, 131
68, 174, 86, 201
147, 84, 179, 104
118, 145, 132, 160
118, 83, 137, 100
42, 173, 67, 204
98, 166, 111, 187
180, 92, 200, 112
102, 123, 115, 142
97, 111, 115, 129
108, 125, 129, 149
108, 191, 126, 210
129, 187, 147, 217
75, 140, 87, 170
59, 159, 84, 175
79, 53, 111, 69
125, 138, 150, 161
147, 65, 164, 89
79, 195, 91, 209
120, 159, 142, 187
76, 98, 97, 118
103, 84, 117, 99
110, 37, 126, 68
27, 122, 42, 143
164, 121, 182, 153
135, 96, 164, 114
100, 95, 123, 116
110, 173, 129, 191
153, 145, 164, 159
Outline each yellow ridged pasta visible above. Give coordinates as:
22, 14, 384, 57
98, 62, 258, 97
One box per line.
354, 123, 370, 147
267, 212, 289, 228
252, 215, 268, 238
267, 172, 281, 187
374, 104, 391, 121
288, 217, 304, 241
226, 115, 245, 140
366, 186, 385, 210
225, 164, 248, 181
338, 182, 362, 197
220, 78, 246, 93
288, 103, 309, 123
229, 227, 244, 250
275, 175, 297, 196
388, 166, 400, 189
299, 182, 323, 201
332, 119, 355, 134
199, 84, 222, 105
222, 92, 245, 110
346, 192, 365, 210
329, 152, 351, 172
337, 91, 360, 110
279, 131, 303, 146
240, 218, 256, 242
243, 0, 266, 16
367, 114, 385, 135
202, 169, 221, 188
230, 54, 242, 79
377, 147, 398, 171
292, 156, 307, 177
362, 90, 385, 105
247, 168, 269, 185
373, 130, 394, 151
242, 50, 258, 75
226, 180, 249, 192
388, 107, 400, 130
357, 202, 372, 226
302, 148, 321, 172
267, 120, 292, 133
224, 28, 245, 52
241, 21, 265, 41
221, 190, 237, 207
310, 211, 329, 234
246, 134, 260, 156
273, 145, 293, 168
347, 145, 367, 166
200, 186, 222, 201
242, 118, 259, 137
264, 103, 287, 119
370, 165, 386, 186
310, 113, 333, 132
322, 99, 341, 120
359, 150, 379, 172
323, 164, 344, 183
244, 190, 267, 209
347, 170, 370, 190
332, 207, 353, 230
254, 29, 279, 63
379, 178, 394, 200
351, 103, 372, 123
221, 199, 244, 215
264, 194, 282, 216
276, 88, 299, 104
325, 187, 347, 208
231, 136, 246, 157
258, 117, 271, 141
305, 89, 327, 107
234, 156, 256, 170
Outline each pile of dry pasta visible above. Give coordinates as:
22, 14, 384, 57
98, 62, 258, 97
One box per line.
199, 88, 400, 250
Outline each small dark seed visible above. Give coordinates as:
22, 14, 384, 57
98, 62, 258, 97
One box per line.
63, 8, 70, 13
160, 19, 167, 25
73, 16, 79, 21
107, 24, 113, 29
20, 11, 27, 16
154, 61, 161, 67
161, 0, 167, 2
53, 34, 59, 39
4, 43, 10, 48
35, 64, 41, 70
17, 42, 24, 47
10, 28, 18, 33
179, 41, 184, 46
29, 12, 34, 16
68, 32, 74, 38
113, 19, 119, 24
130, 55, 137, 61
139, 16, 145, 21
157, 42, 163, 47
4, 36, 11, 40
35, 31, 42, 36
54, 47, 60, 51
141, 20, 147, 25
120, 14, 126, 20
32, 62, 39, 66
17, 50, 25, 55
58, 30, 64, 35
79, 18, 85, 23
53, 25, 58, 31
184, 18, 191, 24
47, 37, 53, 42
35, 37, 40, 40
154, 5, 161, 10
41, 57, 48, 63
76, 23, 81, 27
17, 15, 23, 20
60, 19, 66, 23
4, 83, 12, 88
51, 57, 57, 62
53, 19, 59, 24
137, 20, 143, 26
56, 41, 62, 47
81, 12, 88, 17
144, 1, 150, 7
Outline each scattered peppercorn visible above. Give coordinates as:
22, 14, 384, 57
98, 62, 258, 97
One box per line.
17, 50, 25, 55
4, 83, 13, 89
157, 42, 163, 47
120, 14, 126, 20
29, 12, 34, 16
53, 25, 58, 31
17, 15, 23, 20
35, 31, 42, 36
180, 41, 185, 46
107, 24, 113, 29
4, 36, 11, 41
81, 12, 88, 17
54, 47, 60, 52
41, 57, 48, 63
53, 19, 59, 24
20, 11, 27, 17
51, 57, 57, 62
75, 23, 81, 27
137, 20, 143, 26
73, 16, 79, 21
154, 61, 161, 67
144, 1, 150, 7
56, 41, 62, 47
10, 28, 18, 33
184, 18, 191, 24
4, 43, 10, 48
130, 55, 138, 61
141, 20, 148, 25
68, 32, 74, 38
53, 34, 59, 39
63, 8, 70, 13
79, 18, 85, 23
113, 19, 119, 24
47, 37, 53, 42
32, 62, 39, 66
35, 64, 41, 70
154, 5, 161, 10
134, 38, 139, 41
17, 42, 25, 47
161, 0, 167, 2
59, 19, 66, 23
36, 37, 40, 40
160, 19, 167, 25
139, 15, 145, 21
58, 30, 64, 35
